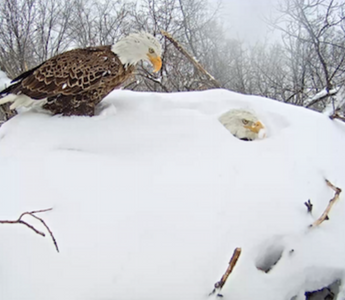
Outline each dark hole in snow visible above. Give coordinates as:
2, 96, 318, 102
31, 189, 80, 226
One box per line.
255, 242, 284, 273
304, 280, 341, 300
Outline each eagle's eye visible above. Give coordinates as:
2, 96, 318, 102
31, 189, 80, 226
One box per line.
148, 48, 155, 54
242, 119, 249, 125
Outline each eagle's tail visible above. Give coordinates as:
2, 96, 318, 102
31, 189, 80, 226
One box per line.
0, 81, 21, 108
0, 80, 22, 96
0, 88, 47, 110
0, 64, 46, 110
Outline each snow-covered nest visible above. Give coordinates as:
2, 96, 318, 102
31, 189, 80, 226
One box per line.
0, 89, 344, 300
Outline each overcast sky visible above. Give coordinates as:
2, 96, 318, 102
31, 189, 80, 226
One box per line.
220, 0, 281, 43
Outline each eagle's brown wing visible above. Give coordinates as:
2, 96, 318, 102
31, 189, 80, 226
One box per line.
11, 46, 124, 100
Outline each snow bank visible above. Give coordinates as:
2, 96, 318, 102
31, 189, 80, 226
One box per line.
0, 89, 344, 300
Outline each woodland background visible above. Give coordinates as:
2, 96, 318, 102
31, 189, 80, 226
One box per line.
0, 0, 344, 121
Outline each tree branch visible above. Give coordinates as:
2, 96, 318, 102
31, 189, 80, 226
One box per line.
210, 247, 241, 297
0, 208, 59, 252
310, 179, 342, 227
161, 30, 221, 89
305, 88, 339, 108
330, 110, 345, 122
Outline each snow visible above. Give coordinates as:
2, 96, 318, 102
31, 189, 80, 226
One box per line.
310, 88, 336, 102
0, 88, 345, 300
0, 70, 11, 90
305, 87, 340, 111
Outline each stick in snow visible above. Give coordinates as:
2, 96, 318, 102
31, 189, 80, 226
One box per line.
310, 179, 342, 228
210, 247, 241, 297
304, 199, 313, 213
0, 208, 59, 252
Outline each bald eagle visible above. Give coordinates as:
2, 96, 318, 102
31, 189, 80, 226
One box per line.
0, 32, 162, 116
219, 109, 265, 140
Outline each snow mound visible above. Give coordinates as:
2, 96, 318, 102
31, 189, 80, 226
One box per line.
0, 89, 345, 300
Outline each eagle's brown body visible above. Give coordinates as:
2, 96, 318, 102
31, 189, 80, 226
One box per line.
1, 46, 135, 116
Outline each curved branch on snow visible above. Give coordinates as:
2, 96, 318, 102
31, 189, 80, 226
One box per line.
0, 208, 59, 252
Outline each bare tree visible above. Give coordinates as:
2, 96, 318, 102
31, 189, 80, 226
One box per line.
0, 0, 37, 77
68, 0, 134, 47
0, 0, 75, 78
273, 0, 345, 110
33, 0, 74, 62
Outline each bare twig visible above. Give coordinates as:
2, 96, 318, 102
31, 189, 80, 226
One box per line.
160, 30, 221, 89
305, 89, 338, 108
304, 199, 313, 213
0, 208, 59, 252
310, 179, 342, 227
210, 247, 241, 296
330, 110, 345, 122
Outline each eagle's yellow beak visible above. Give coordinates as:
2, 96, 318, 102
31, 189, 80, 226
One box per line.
147, 54, 162, 73
244, 121, 264, 134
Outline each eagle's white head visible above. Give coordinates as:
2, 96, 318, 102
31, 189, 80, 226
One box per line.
112, 32, 162, 72
219, 109, 266, 140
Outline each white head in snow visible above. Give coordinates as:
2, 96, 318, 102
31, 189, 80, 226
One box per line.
112, 32, 162, 72
219, 109, 266, 140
